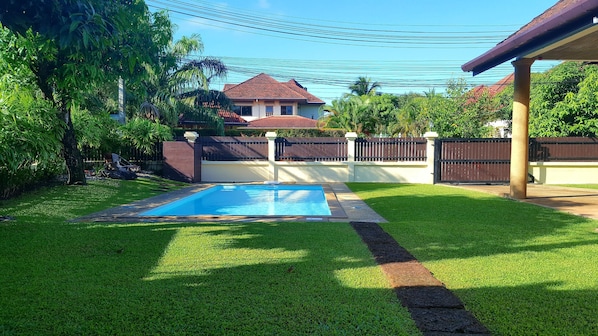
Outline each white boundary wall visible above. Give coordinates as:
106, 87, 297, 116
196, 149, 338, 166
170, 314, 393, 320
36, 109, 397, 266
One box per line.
195, 131, 598, 185
201, 131, 438, 184
201, 161, 433, 183
529, 162, 598, 184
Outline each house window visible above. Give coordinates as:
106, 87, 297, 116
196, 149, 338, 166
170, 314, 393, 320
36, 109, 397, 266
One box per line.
281, 105, 293, 115
234, 106, 252, 116
266, 106, 273, 117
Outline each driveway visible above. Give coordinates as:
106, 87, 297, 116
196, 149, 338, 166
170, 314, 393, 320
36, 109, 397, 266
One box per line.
454, 184, 598, 220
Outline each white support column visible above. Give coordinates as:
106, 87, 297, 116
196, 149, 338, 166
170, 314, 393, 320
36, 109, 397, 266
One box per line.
424, 131, 438, 184
265, 131, 278, 182
345, 132, 358, 162
345, 132, 358, 182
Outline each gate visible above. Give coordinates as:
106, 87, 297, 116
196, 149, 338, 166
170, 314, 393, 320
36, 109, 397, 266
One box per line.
434, 138, 511, 184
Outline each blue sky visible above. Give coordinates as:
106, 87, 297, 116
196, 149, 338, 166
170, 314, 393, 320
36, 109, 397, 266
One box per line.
146, 0, 559, 103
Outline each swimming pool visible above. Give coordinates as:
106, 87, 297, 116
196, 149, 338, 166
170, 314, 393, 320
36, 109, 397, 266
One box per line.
140, 184, 332, 217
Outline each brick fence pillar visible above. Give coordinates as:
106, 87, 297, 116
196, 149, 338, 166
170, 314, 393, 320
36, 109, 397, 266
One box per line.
162, 131, 201, 183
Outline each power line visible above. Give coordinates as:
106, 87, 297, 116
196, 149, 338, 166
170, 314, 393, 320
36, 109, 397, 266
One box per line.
146, 0, 518, 48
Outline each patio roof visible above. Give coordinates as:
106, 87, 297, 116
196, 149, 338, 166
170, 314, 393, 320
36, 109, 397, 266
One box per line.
462, 0, 598, 75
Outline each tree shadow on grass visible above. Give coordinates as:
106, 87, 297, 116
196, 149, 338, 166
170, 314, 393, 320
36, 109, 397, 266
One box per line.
346, 183, 598, 261
345, 183, 598, 334
0, 220, 421, 335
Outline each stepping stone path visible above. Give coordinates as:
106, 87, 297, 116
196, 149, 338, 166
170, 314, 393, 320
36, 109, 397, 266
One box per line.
350, 221, 491, 336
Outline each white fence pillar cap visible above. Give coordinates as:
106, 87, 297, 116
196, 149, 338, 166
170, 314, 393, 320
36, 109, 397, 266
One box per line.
345, 132, 358, 140
424, 131, 439, 139
184, 131, 199, 143
265, 131, 277, 140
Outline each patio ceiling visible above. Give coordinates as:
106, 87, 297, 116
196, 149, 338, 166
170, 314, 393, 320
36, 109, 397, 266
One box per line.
462, 0, 598, 75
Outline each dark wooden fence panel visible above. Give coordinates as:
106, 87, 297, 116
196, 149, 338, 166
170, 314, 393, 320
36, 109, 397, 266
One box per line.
81, 143, 163, 164
531, 137, 598, 161
435, 138, 511, 183
356, 137, 426, 161
201, 136, 268, 161
275, 137, 347, 161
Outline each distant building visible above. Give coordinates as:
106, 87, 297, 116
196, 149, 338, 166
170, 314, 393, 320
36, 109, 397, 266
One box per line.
223, 73, 326, 123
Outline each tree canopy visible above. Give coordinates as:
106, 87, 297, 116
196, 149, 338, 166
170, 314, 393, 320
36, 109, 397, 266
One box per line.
0, 1, 231, 188
0, 0, 167, 184
529, 62, 598, 137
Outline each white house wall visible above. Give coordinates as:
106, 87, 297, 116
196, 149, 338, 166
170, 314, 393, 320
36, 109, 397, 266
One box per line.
237, 101, 322, 121
297, 105, 323, 120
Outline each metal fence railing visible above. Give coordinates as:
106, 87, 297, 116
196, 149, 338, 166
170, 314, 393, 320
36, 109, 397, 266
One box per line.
275, 137, 348, 162
81, 143, 163, 165
530, 137, 598, 161
201, 136, 268, 161
356, 137, 427, 162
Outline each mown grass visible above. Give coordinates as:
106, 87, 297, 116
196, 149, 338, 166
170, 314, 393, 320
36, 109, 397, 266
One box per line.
347, 183, 598, 335
558, 184, 598, 190
0, 178, 419, 335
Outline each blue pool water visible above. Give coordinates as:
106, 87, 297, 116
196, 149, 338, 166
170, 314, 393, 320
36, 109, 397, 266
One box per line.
140, 184, 331, 216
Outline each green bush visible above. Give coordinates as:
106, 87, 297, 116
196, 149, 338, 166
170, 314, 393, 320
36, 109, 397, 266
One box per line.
0, 74, 64, 199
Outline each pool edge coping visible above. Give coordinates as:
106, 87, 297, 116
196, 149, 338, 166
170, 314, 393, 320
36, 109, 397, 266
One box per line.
71, 183, 387, 223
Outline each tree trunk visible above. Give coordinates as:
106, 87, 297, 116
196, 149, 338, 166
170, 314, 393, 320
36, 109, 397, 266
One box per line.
34, 63, 86, 185
58, 102, 86, 185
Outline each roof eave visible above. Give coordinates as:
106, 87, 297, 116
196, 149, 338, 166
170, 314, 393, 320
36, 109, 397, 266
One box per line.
462, 2, 598, 76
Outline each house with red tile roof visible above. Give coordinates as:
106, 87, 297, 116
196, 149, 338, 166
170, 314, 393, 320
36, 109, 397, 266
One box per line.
223, 73, 326, 123
242, 115, 320, 130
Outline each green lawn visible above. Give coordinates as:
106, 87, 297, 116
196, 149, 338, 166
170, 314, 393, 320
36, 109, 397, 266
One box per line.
4, 179, 597, 335
348, 183, 598, 335
557, 184, 598, 190
0, 178, 419, 335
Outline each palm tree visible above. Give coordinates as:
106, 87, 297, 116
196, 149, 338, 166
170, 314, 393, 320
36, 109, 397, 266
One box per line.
349, 76, 381, 96
320, 95, 376, 135
136, 33, 229, 132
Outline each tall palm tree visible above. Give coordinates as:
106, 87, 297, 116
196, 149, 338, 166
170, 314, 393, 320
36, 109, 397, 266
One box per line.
349, 76, 381, 96
136, 33, 229, 131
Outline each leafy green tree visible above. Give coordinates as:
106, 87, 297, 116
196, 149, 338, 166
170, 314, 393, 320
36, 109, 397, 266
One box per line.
349, 76, 381, 96
320, 95, 377, 135
391, 93, 431, 137
119, 118, 173, 154
427, 79, 498, 138
0, 61, 64, 197
0, 0, 167, 184
529, 62, 598, 137
368, 94, 399, 135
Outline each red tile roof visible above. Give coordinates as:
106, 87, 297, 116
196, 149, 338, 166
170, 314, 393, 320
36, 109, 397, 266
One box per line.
223, 73, 325, 104
243, 115, 320, 129
470, 73, 515, 97
217, 110, 248, 124
490, 73, 515, 94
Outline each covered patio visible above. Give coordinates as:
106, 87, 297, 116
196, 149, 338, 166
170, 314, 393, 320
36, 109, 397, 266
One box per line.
462, 0, 598, 199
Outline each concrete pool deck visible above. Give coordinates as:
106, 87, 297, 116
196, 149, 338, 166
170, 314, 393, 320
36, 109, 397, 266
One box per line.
73, 183, 388, 223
